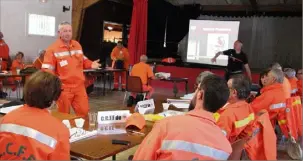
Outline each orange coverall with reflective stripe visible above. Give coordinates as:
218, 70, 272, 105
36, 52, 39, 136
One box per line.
297, 79, 302, 98
243, 111, 277, 160
283, 77, 291, 99
130, 62, 154, 99
42, 39, 92, 117
110, 46, 129, 89
133, 109, 232, 160
215, 101, 255, 143
0, 105, 70, 160
288, 77, 298, 96
250, 83, 286, 124
0, 39, 9, 71
33, 58, 43, 69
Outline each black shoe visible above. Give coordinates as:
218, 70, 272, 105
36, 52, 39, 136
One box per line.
0, 91, 7, 98
121, 89, 126, 92
135, 94, 144, 104
127, 96, 134, 107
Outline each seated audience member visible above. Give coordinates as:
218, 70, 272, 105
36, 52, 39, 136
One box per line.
296, 69, 302, 98
133, 75, 232, 160
11, 52, 25, 72
0, 71, 70, 160
129, 55, 155, 105
270, 62, 291, 98
215, 75, 255, 143
284, 68, 298, 96
33, 50, 45, 69
185, 71, 214, 100
250, 68, 286, 124
255, 68, 271, 97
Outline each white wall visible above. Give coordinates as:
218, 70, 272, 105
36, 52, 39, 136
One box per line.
0, 0, 72, 62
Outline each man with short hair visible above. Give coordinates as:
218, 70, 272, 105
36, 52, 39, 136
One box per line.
129, 55, 155, 105
250, 68, 286, 122
215, 74, 255, 143
33, 49, 45, 69
133, 75, 232, 160
211, 40, 252, 81
270, 62, 291, 98
0, 71, 70, 160
284, 68, 298, 96
111, 41, 129, 90
42, 21, 101, 117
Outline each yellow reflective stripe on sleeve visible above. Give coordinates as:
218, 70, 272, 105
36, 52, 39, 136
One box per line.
213, 113, 220, 122
234, 113, 255, 128
292, 99, 301, 106
278, 119, 287, 125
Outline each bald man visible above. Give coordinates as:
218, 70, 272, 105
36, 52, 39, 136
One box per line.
211, 40, 252, 81
129, 55, 155, 106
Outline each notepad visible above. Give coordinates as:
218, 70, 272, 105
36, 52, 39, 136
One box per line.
69, 128, 97, 143
0, 105, 23, 114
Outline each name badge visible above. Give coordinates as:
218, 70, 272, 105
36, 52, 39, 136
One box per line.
59, 60, 68, 67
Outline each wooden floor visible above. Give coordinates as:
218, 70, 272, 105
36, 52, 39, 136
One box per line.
87, 87, 292, 160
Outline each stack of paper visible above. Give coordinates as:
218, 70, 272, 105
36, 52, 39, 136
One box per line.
180, 93, 194, 100
0, 105, 23, 114
167, 99, 190, 109
158, 110, 185, 117
69, 128, 97, 143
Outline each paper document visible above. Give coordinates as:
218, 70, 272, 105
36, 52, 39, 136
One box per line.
170, 103, 190, 109
69, 128, 97, 143
0, 105, 23, 114
158, 110, 185, 117
167, 99, 191, 104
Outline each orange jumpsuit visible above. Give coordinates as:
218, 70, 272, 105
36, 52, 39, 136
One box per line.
243, 110, 276, 160
288, 77, 298, 96
0, 39, 9, 71
215, 101, 255, 143
130, 62, 154, 99
33, 58, 43, 69
7, 60, 25, 91
283, 77, 291, 99
110, 46, 129, 89
42, 39, 92, 117
0, 105, 70, 160
250, 83, 286, 124
133, 110, 232, 160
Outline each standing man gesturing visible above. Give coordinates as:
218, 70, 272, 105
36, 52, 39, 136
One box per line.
42, 22, 101, 117
211, 40, 252, 81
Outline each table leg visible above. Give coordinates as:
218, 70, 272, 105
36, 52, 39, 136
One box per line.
173, 81, 178, 98
103, 73, 106, 96
185, 81, 188, 94
108, 73, 112, 90
112, 154, 116, 160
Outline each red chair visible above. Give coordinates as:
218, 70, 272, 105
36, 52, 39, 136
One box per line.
123, 76, 149, 105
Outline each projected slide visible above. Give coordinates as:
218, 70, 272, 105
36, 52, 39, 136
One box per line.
186, 20, 240, 66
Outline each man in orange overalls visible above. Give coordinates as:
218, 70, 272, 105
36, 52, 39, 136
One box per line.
250, 68, 286, 124
110, 41, 129, 90
270, 62, 291, 98
284, 68, 298, 96
0, 32, 10, 98
0, 71, 70, 160
215, 75, 255, 143
33, 50, 45, 69
133, 75, 232, 160
42, 21, 101, 117
130, 55, 155, 104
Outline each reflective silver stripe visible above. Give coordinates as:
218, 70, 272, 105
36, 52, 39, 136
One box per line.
70, 50, 83, 55
161, 140, 230, 160
0, 124, 57, 149
270, 103, 286, 110
221, 130, 227, 136
230, 70, 242, 74
41, 64, 55, 70
54, 51, 70, 57
291, 89, 298, 94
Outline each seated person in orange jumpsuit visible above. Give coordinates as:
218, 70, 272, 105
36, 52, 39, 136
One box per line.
42, 22, 101, 117
270, 62, 291, 99
133, 75, 232, 160
33, 50, 45, 69
250, 68, 286, 124
215, 74, 255, 143
296, 69, 302, 98
128, 55, 155, 105
284, 68, 298, 96
110, 41, 129, 91
7, 52, 26, 91
0, 71, 70, 160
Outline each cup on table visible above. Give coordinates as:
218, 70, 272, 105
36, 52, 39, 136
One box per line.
88, 112, 97, 126
16, 69, 20, 75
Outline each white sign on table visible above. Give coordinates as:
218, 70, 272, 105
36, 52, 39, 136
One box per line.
135, 99, 155, 114
97, 123, 127, 135
97, 110, 130, 124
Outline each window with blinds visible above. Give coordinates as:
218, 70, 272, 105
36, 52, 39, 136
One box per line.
28, 14, 56, 36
